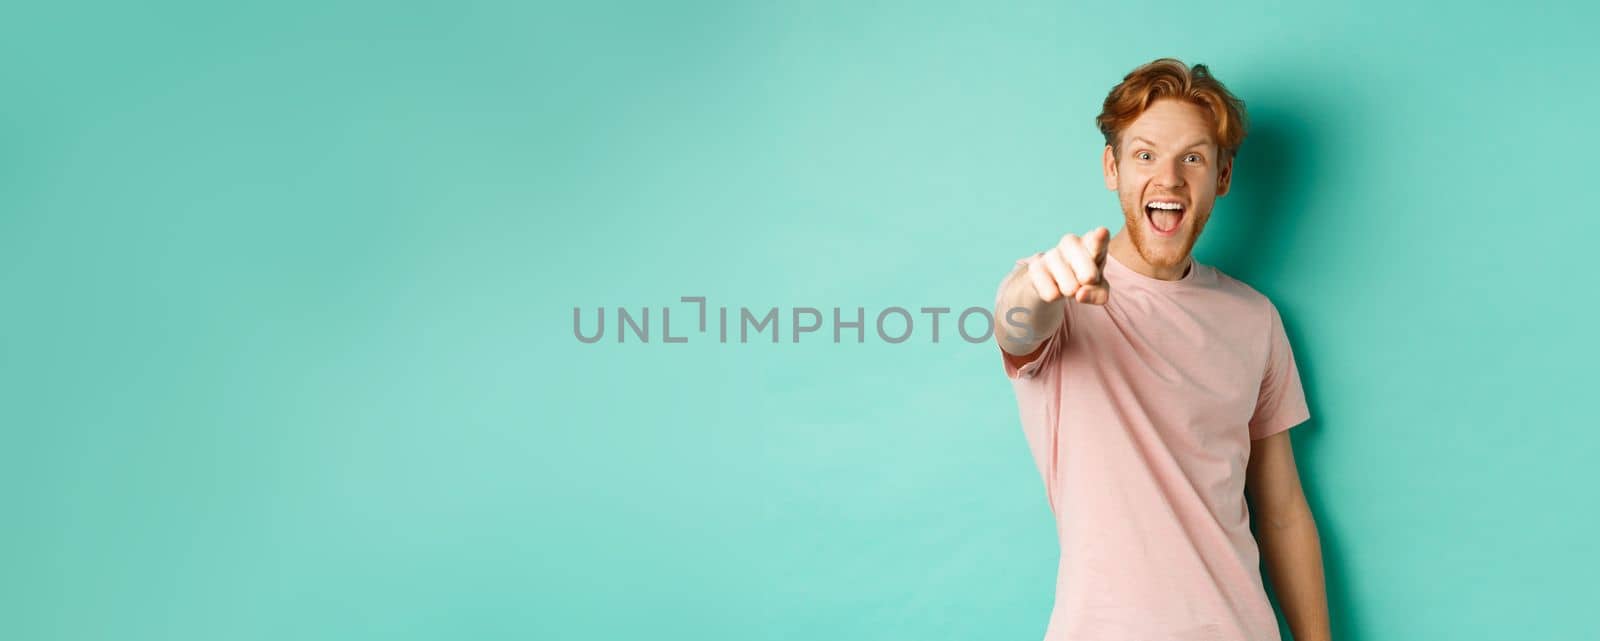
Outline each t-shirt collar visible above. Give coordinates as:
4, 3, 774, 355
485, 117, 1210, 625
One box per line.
1105, 251, 1199, 288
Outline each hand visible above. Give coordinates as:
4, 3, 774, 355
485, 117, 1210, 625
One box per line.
1023, 227, 1110, 305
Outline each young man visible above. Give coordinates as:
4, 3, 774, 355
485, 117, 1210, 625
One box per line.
993, 59, 1331, 641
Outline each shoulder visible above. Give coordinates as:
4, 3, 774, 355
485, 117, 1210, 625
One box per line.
1201, 264, 1287, 347
1201, 263, 1278, 312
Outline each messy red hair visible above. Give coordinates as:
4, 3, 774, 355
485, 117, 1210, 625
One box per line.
1096, 58, 1248, 163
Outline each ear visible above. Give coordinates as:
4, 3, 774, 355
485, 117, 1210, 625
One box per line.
1102, 144, 1118, 191
1216, 153, 1233, 197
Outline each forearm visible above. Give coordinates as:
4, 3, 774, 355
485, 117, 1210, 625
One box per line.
994, 264, 1065, 355
1258, 504, 1331, 641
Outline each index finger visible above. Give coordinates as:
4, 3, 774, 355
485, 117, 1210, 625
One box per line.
1080, 227, 1110, 286
1085, 227, 1109, 263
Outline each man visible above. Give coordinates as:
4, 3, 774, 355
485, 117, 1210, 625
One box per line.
993, 58, 1331, 641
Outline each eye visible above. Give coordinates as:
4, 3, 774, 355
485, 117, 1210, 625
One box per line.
1136, 151, 1152, 160
1184, 153, 1203, 163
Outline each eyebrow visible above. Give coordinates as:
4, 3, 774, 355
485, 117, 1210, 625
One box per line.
1128, 136, 1212, 151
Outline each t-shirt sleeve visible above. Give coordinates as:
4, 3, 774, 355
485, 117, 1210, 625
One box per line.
996, 258, 1071, 380
1248, 302, 1311, 440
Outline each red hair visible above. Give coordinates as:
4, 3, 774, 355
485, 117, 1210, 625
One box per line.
1096, 58, 1248, 163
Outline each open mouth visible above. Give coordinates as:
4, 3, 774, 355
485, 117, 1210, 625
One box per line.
1144, 201, 1186, 236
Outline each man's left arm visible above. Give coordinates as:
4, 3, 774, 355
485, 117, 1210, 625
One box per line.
1246, 429, 1331, 641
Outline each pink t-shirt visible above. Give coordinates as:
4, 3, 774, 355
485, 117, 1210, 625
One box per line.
997, 251, 1310, 641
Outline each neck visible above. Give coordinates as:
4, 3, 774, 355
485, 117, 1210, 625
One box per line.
1108, 229, 1192, 281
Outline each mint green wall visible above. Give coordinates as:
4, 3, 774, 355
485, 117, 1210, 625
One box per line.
4, 2, 1594, 640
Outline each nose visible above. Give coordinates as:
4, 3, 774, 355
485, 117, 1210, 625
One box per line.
1155, 158, 1186, 189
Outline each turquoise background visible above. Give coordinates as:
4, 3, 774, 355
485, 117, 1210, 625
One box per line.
4, 1, 1595, 639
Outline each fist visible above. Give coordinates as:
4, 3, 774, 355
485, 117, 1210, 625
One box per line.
1024, 227, 1110, 305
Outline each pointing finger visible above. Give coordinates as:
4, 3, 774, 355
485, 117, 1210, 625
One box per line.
1085, 227, 1109, 262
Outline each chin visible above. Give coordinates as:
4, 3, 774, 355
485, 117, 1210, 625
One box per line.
1139, 247, 1190, 269
1128, 228, 1196, 267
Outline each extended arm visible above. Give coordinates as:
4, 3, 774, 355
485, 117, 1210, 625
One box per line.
994, 227, 1111, 357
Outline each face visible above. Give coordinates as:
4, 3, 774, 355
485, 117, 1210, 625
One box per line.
1102, 98, 1233, 273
